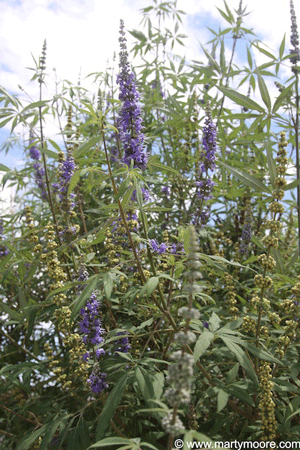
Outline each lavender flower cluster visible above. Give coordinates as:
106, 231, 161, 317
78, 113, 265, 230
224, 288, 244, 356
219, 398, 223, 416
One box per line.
79, 291, 105, 347
150, 239, 183, 256
193, 104, 217, 227
29, 130, 47, 200
114, 331, 131, 354
87, 369, 108, 394
290, 0, 300, 66
78, 288, 107, 394
53, 150, 76, 214
131, 187, 151, 203
117, 20, 147, 170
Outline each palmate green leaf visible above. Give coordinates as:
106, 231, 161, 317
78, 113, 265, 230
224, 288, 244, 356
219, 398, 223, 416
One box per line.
103, 272, 114, 300
219, 161, 271, 193
247, 46, 253, 69
221, 336, 258, 385
244, 344, 283, 365
21, 100, 50, 113
279, 33, 286, 59
194, 330, 214, 361
220, 39, 226, 73
129, 30, 147, 42
96, 373, 129, 440
67, 417, 91, 450
217, 86, 265, 112
115, 177, 131, 201
89, 437, 159, 449
139, 277, 159, 298
39, 417, 66, 450
135, 366, 155, 401
216, 7, 234, 25
209, 312, 221, 332
254, 44, 276, 60
89, 437, 134, 448
283, 178, 300, 191
266, 142, 277, 186
272, 81, 294, 113
223, 0, 234, 23
256, 69, 271, 111
272, 247, 285, 274
74, 135, 102, 157
0, 85, 20, 108
68, 170, 81, 195
227, 384, 255, 407
217, 389, 229, 413
16, 425, 48, 450
0, 115, 14, 128
285, 248, 299, 273
201, 44, 221, 73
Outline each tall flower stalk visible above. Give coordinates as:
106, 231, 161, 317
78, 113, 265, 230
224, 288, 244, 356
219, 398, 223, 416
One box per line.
117, 20, 148, 170
193, 103, 217, 226
162, 226, 200, 450
290, 0, 300, 251
53, 149, 76, 215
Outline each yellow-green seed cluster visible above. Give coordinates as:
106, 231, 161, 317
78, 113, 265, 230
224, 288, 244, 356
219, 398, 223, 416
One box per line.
224, 273, 239, 318
25, 207, 39, 245
259, 362, 277, 440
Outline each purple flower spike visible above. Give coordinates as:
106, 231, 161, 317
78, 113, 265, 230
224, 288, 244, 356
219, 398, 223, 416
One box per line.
53, 150, 76, 213
96, 348, 105, 358
200, 110, 217, 175
158, 243, 167, 255
87, 369, 108, 394
115, 331, 131, 354
193, 104, 217, 227
117, 20, 148, 170
79, 291, 105, 347
29, 129, 47, 200
150, 239, 159, 253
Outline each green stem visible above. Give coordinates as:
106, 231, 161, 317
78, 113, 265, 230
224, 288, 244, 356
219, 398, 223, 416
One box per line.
102, 129, 177, 330
0, 328, 42, 363
295, 74, 300, 252
38, 78, 71, 281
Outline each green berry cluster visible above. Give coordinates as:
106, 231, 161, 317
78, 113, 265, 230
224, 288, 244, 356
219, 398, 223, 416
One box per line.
41, 223, 67, 294
259, 362, 277, 440
242, 315, 256, 334
224, 273, 239, 318
25, 206, 39, 245
257, 254, 276, 270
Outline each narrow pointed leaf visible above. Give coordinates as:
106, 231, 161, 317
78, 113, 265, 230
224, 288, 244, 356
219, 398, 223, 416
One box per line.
219, 161, 271, 193
221, 336, 258, 385
96, 373, 129, 440
217, 86, 265, 112
256, 70, 271, 110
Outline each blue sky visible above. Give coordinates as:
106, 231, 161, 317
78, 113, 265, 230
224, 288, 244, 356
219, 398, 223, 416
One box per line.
0, 0, 298, 173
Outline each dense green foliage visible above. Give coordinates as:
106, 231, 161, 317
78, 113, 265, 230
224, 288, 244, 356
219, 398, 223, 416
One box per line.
1, 1, 300, 448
